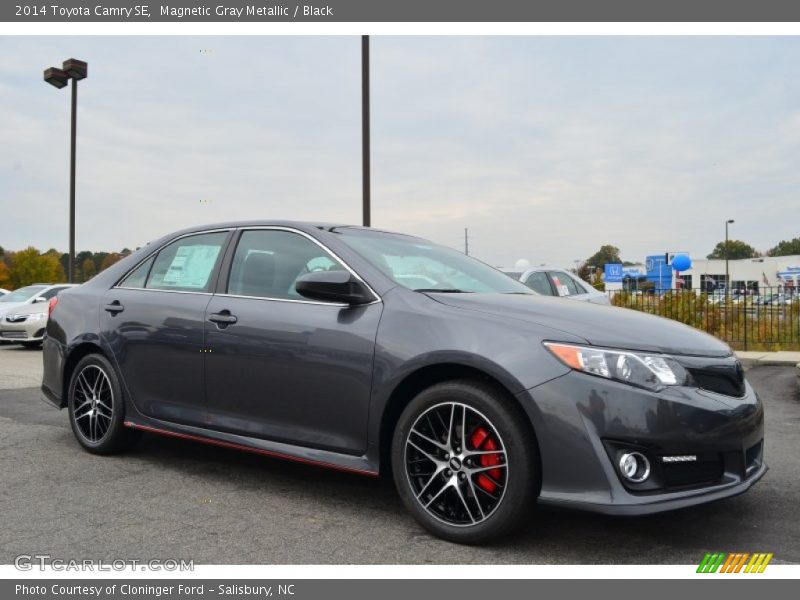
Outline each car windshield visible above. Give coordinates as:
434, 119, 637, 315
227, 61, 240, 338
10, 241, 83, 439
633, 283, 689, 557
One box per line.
0, 285, 47, 303
336, 229, 534, 294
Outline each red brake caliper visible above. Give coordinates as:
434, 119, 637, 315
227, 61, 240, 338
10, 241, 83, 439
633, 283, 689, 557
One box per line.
470, 426, 502, 494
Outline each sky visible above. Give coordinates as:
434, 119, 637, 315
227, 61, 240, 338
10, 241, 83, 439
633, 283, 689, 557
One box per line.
1, 36, 799, 269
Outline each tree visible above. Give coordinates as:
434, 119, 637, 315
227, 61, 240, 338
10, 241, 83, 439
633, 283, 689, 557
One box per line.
81, 258, 97, 281
0, 261, 11, 289
768, 237, 800, 257
577, 245, 623, 282
99, 253, 122, 272
706, 240, 758, 260
9, 247, 66, 288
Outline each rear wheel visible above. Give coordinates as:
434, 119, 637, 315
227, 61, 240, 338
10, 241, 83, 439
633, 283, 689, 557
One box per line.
391, 380, 538, 544
67, 354, 140, 454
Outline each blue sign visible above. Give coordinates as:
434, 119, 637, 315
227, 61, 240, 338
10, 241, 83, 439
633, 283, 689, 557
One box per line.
604, 263, 624, 283
645, 255, 672, 291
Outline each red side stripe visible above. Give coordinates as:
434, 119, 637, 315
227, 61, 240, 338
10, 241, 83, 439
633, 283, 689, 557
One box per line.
124, 421, 379, 478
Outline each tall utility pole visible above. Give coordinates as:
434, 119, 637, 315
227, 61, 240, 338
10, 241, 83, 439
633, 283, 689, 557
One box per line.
464, 228, 469, 255
361, 35, 371, 227
43, 58, 87, 283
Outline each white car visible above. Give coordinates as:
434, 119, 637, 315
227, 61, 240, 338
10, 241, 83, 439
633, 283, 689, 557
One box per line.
501, 267, 611, 305
0, 283, 77, 346
0, 284, 76, 329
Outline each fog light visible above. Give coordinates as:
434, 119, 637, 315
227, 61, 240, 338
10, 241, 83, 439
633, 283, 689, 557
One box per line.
619, 451, 651, 483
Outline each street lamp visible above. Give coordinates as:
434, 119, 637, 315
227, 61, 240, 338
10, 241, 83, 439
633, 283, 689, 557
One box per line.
725, 219, 735, 292
43, 58, 87, 284
361, 36, 370, 228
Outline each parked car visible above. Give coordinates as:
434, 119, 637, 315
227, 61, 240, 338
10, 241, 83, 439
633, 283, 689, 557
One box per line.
503, 267, 610, 305
42, 222, 765, 544
0, 285, 75, 346
0, 284, 75, 323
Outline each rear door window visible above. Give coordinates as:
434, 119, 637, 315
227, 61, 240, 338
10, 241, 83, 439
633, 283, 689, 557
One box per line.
524, 271, 554, 295
145, 232, 228, 293
548, 271, 582, 296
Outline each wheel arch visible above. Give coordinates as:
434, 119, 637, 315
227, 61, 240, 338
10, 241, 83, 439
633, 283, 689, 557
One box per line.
378, 362, 540, 476
61, 341, 109, 408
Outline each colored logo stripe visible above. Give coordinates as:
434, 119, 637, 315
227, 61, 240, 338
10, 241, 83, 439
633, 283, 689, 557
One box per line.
697, 552, 773, 573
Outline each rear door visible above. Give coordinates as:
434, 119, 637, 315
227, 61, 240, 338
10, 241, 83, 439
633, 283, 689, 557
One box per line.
100, 230, 231, 426
203, 228, 382, 455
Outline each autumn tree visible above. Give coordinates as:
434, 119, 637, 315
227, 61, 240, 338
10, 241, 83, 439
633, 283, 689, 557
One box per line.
9, 247, 66, 288
82, 258, 97, 281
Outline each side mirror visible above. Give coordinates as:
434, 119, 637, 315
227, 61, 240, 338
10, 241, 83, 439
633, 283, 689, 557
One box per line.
295, 270, 373, 305
33, 297, 47, 304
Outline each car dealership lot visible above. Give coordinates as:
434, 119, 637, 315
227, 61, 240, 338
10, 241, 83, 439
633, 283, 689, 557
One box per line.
0, 344, 798, 564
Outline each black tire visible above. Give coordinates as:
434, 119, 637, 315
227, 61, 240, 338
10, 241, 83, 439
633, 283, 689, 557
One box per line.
391, 379, 539, 544
67, 353, 141, 455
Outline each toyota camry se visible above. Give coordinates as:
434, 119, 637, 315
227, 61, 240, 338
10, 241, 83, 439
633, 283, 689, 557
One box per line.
41, 222, 765, 544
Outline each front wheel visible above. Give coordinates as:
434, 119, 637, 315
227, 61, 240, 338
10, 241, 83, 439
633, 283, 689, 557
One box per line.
391, 380, 539, 544
67, 354, 140, 454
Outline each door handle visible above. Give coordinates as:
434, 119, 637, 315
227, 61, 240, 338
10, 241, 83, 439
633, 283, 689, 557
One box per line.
104, 301, 124, 314
208, 311, 238, 326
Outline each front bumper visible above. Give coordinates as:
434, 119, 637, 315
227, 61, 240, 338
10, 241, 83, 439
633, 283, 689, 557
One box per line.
0, 317, 47, 342
519, 370, 766, 515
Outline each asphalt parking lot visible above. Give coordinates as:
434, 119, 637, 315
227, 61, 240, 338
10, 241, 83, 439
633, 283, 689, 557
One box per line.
0, 344, 798, 564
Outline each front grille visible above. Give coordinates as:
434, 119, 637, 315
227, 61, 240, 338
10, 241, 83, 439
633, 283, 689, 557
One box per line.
677, 355, 746, 397
661, 456, 723, 487
4, 315, 26, 323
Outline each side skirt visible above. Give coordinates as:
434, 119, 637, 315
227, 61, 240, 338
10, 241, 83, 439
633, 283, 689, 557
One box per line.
123, 418, 379, 478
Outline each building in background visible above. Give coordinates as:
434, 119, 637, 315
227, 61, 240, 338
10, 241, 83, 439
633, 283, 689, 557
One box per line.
654, 255, 800, 292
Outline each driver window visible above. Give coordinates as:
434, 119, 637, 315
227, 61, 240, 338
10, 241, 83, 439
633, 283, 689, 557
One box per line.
228, 230, 346, 300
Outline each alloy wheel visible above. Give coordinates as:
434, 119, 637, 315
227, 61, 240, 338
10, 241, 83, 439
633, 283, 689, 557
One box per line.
404, 402, 508, 527
72, 365, 114, 443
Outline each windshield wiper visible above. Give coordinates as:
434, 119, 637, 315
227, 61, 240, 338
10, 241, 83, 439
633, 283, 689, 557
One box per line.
413, 288, 470, 293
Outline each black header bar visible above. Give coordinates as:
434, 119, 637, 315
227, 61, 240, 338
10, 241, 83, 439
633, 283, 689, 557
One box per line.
5, 0, 800, 22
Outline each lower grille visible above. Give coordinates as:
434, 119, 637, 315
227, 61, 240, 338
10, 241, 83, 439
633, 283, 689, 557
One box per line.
0, 331, 27, 339
661, 456, 723, 487
745, 441, 763, 474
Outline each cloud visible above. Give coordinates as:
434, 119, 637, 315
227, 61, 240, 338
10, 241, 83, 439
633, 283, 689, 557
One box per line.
1, 36, 799, 268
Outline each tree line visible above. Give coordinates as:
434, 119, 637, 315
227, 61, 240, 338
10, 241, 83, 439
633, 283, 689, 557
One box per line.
0, 246, 132, 289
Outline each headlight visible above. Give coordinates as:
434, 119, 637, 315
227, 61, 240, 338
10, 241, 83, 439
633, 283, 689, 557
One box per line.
26, 312, 47, 322
544, 342, 689, 391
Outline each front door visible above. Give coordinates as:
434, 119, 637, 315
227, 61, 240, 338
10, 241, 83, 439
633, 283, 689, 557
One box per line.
204, 228, 382, 455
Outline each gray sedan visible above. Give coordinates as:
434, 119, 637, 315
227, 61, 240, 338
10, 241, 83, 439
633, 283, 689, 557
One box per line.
41, 222, 764, 544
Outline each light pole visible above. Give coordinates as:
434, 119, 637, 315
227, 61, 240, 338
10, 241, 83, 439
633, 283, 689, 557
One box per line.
44, 58, 87, 284
725, 219, 735, 292
361, 36, 371, 227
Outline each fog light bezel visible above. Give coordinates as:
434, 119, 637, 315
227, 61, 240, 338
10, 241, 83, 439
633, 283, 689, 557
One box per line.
618, 451, 651, 483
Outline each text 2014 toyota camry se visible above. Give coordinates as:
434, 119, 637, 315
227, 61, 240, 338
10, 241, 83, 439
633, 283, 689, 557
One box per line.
41, 222, 766, 543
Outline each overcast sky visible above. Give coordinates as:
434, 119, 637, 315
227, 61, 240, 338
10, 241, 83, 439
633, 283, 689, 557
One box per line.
1, 36, 799, 268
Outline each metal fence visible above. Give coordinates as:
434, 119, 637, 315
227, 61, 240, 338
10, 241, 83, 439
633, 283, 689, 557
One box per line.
607, 286, 800, 351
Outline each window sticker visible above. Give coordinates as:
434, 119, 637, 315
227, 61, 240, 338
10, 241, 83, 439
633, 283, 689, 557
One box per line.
162, 245, 221, 289
551, 276, 569, 296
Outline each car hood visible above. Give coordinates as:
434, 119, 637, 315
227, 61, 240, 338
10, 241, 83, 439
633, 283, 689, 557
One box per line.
428, 293, 732, 358
2, 302, 47, 317
0, 301, 27, 318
